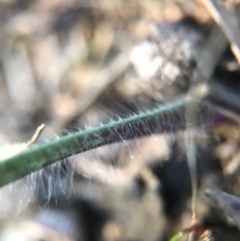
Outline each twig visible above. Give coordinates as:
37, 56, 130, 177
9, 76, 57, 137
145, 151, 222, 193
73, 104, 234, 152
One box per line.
26, 124, 45, 146
201, 0, 240, 64
185, 20, 228, 239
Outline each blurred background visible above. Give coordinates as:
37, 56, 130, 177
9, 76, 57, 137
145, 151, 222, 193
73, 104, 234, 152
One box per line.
0, 0, 240, 241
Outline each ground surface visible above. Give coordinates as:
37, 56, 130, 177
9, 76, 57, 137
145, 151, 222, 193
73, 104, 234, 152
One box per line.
0, 0, 240, 241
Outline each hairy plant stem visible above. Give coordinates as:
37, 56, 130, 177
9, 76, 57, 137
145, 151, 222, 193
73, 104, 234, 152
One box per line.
0, 96, 204, 187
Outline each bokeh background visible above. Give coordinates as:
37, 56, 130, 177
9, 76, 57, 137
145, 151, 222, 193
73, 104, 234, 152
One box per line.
0, 0, 240, 241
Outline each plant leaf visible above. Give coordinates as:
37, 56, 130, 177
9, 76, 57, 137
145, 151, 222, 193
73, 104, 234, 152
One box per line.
0, 97, 193, 187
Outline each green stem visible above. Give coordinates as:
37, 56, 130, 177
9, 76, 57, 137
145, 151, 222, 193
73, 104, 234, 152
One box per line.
0, 97, 194, 187
169, 232, 184, 241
